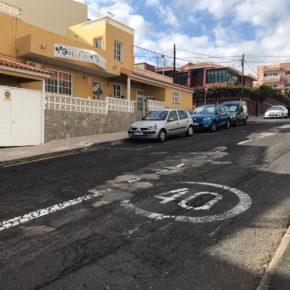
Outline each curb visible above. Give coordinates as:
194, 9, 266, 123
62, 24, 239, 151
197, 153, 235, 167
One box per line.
0, 138, 128, 168
256, 226, 290, 290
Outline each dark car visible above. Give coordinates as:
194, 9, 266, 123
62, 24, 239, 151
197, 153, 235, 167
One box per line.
223, 101, 248, 126
191, 104, 230, 132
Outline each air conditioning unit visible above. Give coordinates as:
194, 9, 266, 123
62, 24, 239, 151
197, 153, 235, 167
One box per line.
26, 61, 41, 68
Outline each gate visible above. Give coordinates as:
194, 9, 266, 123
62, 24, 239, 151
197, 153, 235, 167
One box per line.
0, 86, 43, 146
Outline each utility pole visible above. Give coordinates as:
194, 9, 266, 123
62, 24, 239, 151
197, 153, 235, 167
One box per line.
173, 44, 176, 83
241, 53, 244, 99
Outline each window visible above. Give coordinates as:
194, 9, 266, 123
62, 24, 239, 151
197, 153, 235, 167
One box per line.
114, 41, 123, 61
95, 38, 103, 49
168, 110, 178, 121
113, 83, 122, 98
172, 91, 181, 104
45, 69, 72, 95
178, 110, 188, 120
286, 71, 290, 75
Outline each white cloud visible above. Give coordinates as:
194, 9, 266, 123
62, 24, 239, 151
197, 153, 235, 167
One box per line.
235, 0, 289, 28
157, 6, 180, 28
145, 0, 160, 7
84, 0, 290, 75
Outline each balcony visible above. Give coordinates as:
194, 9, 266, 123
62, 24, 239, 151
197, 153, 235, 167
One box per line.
262, 75, 281, 82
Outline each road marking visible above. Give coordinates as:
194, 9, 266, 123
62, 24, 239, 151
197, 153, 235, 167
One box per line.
121, 182, 252, 224
118, 146, 153, 151
256, 132, 275, 139
0, 191, 102, 232
176, 163, 184, 168
238, 139, 252, 145
179, 191, 222, 210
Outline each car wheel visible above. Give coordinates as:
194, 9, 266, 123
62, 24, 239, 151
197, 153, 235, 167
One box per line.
225, 119, 230, 129
186, 125, 194, 137
158, 129, 166, 142
243, 118, 248, 125
210, 121, 217, 132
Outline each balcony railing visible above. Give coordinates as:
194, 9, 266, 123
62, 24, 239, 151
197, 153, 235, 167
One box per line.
263, 75, 281, 82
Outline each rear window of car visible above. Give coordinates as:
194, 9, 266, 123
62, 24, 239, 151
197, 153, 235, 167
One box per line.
224, 104, 239, 112
178, 110, 188, 120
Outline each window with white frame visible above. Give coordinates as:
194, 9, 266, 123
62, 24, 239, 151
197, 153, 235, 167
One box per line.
95, 37, 103, 49
114, 41, 123, 61
113, 83, 122, 98
45, 69, 72, 95
172, 91, 181, 104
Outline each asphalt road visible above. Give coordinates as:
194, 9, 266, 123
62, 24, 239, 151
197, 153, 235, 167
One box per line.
0, 118, 290, 290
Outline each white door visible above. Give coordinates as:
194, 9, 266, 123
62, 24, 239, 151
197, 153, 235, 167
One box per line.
0, 89, 12, 146
0, 86, 42, 146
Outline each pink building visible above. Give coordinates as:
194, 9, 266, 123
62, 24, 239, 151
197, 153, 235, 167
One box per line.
257, 62, 290, 91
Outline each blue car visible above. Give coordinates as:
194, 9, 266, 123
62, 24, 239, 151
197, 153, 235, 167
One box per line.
191, 104, 230, 132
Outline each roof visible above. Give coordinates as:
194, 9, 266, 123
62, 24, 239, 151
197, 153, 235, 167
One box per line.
155, 66, 182, 73
0, 57, 51, 76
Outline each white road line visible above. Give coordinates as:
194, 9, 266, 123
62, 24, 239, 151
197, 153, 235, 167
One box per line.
238, 139, 252, 145
0, 191, 102, 232
176, 163, 184, 168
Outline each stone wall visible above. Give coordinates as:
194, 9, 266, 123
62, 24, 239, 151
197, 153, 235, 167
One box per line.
44, 110, 139, 142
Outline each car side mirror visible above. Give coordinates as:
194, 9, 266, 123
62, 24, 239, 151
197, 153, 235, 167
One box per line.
168, 117, 175, 122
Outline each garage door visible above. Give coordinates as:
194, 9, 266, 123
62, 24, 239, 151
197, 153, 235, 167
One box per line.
0, 86, 43, 146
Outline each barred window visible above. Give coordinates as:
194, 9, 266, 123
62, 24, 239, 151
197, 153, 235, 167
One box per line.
172, 91, 181, 104
45, 69, 72, 95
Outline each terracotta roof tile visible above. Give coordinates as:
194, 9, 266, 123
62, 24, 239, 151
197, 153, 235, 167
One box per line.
0, 57, 51, 76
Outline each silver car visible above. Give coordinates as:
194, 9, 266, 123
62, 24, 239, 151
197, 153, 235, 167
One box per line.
264, 105, 288, 118
128, 109, 194, 142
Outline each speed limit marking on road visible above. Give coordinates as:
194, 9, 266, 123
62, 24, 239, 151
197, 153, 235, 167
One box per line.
121, 182, 252, 224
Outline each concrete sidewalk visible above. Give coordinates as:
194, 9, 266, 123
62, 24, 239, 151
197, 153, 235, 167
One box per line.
0, 131, 128, 165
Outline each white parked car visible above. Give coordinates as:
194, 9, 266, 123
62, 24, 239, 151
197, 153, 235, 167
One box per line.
264, 105, 288, 119
128, 109, 194, 142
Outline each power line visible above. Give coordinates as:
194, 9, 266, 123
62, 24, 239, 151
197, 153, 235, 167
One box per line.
245, 61, 257, 77
176, 47, 241, 60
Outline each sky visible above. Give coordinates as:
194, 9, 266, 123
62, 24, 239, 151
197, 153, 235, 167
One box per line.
75, 0, 290, 76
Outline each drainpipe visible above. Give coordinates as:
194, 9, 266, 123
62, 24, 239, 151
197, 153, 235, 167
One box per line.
127, 76, 131, 112
41, 80, 45, 144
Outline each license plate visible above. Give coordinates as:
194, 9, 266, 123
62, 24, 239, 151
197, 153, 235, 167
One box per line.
134, 132, 143, 136
193, 122, 199, 126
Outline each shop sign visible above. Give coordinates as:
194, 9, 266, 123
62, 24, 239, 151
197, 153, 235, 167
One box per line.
54, 43, 107, 70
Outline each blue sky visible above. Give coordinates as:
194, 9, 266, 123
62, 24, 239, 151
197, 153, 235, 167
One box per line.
76, 0, 290, 76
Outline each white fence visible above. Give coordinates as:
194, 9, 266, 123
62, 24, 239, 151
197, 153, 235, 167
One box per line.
147, 99, 166, 111
45, 94, 137, 115
106, 96, 136, 113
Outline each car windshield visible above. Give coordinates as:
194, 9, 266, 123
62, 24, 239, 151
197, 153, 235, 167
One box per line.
193, 106, 215, 114
224, 104, 238, 112
144, 110, 169, 121
268, 106, 282, 111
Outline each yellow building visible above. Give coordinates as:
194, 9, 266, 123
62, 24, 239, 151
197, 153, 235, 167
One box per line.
0, 0, 193, 146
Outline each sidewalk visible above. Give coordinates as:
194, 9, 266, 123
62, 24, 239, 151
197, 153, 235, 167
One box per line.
0, 131, 128, 166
